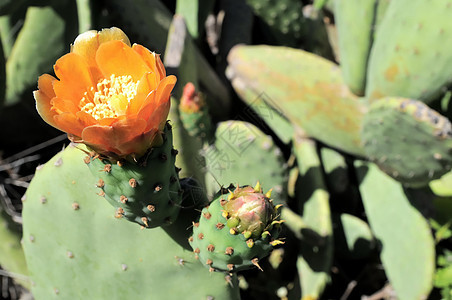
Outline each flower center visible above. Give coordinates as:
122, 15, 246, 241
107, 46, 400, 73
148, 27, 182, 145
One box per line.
80, 74, 139, 120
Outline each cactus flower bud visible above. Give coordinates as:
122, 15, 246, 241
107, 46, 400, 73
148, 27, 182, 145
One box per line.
223, 185, 276, 239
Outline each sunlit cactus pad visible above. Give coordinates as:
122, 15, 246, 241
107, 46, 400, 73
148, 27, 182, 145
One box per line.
362, 97, 452, 184
189, 184, 282, 272
22, 144, 239, 299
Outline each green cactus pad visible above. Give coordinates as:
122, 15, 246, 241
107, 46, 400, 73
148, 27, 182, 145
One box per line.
362, 97, 452, 184
293, 134, 333, 299
227, 45, 367, 156
245, 0, 305, 45
86, 123, 182, 228
6, 4, 77, 106
335, 0, 377, 95
22, 145, 240, 299
204, 121, 288, 205
356, 161, 435, 300
189, 184, 282, 272
366, 0, 452, 103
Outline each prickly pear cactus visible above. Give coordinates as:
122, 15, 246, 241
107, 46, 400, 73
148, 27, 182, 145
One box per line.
362, 97, 452, 184
86, 123, 182, 228
366, 0, 452, 102
189, 183, 283, 272
245, 0, 305, 45
22, 144, 240, 299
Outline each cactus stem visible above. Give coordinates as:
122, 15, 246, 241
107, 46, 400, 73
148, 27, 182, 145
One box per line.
147, 204, 155, 212
97, 190, 105, 197
188, 236, 194, 243
193, 222, 199, 228
251, 258, 263, 271
83, 156, 91, 164
227, 264, 234, 271
206, 259, 213, 266
40, 196, 47, 204
198, 233, 204, 240
141, 217, 149, 227
215, 222, 225, 230
207, 244, 215, 252
159, 153, 168, 161
72, 202, 80, 210
220, 198, 227, 206
171, 148, 178, 156
66, 251, 74, 258
194, 248, 200, 254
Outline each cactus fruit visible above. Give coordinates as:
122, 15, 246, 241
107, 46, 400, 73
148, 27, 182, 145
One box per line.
189, 183, 283, 272
179, 82, 213, 142
86, 123, 182, 228
362, 97, 452, 185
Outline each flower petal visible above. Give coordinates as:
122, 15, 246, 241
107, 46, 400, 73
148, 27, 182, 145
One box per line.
96, 40, 149, 81
34, 74, 58, 128
51, 98, 80, 115
35, 92, 59, 128
132, 44, 165, 81
37, 74, 57, 99
53, 53, 95, 105
155, 75, 176, 108
72, 28, 130, 64
115, 129, 159, 156
53, 112, 87, 138
127, 72, 158, 115
81, 118, 147, 154
138, 75, 175, 130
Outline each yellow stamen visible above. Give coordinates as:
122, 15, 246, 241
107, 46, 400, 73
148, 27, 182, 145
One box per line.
80, 74, 139, 120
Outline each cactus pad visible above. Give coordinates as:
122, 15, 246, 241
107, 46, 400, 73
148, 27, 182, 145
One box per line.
189, 184, 282, 272
362, 97, 452, 184
22, 145, 240, 299
227, 45, 367, 156
203, 121, 288, 205
86, 123, 182, 228
366, 0, 452, 103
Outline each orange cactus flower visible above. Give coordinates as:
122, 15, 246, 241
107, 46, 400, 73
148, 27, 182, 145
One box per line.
34, 27, 176, 158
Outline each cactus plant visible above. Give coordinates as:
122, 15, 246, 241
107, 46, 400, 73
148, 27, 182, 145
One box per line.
1, 0, 451, 299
